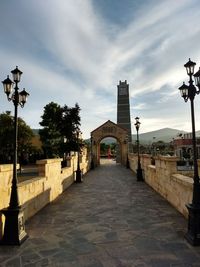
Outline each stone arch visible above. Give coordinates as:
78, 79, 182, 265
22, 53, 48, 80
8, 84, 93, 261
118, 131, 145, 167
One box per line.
91, 120, 128, 166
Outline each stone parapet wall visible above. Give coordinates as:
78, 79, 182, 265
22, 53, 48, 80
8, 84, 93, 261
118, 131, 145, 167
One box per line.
0, 164, 13, 210
0, 149, 90, 225
128, 153, 193, 218
19, 177, 49, 221
0, 164, 20, 210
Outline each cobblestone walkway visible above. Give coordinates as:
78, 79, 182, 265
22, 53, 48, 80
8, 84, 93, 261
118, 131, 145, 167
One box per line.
1, 159, 200, 266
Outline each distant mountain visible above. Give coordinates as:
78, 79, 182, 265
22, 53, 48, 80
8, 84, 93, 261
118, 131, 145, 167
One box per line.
133, 128, 187, 144
35, 127, 188, 144
100, 137, 116, 144
94, 128, 187, 144
96, 128, 188, 144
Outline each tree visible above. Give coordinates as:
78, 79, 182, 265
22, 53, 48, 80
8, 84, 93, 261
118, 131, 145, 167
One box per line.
39, 102, 81, 158
39, 102, 62, 158
100, 143, 107, 155
60, 103, 81, 153
0, 111, 34, 163
110, 142, 116, 155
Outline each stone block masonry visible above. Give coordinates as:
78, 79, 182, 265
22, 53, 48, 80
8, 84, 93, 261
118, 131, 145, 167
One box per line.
129, 153, 194, 218
0, 148, 90, 238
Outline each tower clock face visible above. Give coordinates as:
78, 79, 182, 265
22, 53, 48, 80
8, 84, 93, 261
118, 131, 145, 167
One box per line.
119, 87, 127, 95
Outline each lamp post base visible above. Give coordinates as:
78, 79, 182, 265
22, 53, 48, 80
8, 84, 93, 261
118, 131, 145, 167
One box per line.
126, 158, 130, 169
1, 207, 28, 245
137, 168, 144, 182
185, 203, 200, 246
75, 169, 82, 183
91, 159, 94, 170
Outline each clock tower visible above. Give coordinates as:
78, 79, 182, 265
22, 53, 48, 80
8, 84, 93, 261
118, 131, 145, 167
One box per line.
117, 80, 132, 143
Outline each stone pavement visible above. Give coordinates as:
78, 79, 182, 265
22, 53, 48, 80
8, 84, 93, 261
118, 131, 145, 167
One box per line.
1, 159, 200, 266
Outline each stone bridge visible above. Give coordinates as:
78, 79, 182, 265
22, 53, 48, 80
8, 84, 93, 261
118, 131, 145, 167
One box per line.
1, 159, 200, 266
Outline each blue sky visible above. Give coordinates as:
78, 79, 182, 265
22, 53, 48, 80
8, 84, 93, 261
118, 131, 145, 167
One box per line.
1, 0, 200, 138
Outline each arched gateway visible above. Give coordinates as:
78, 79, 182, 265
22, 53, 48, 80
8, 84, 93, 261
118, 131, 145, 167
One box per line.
91, 120, 128, 166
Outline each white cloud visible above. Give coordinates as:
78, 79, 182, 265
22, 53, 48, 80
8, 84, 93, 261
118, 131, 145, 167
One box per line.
1, 0, 200, 138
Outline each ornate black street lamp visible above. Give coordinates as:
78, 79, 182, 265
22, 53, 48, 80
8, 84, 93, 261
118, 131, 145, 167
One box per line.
75, 130, 82, 183
179, 58, 200, 246
134, 117, 144, 181
1, 66, 29, 245
90, 136, 94, 170
126, 153, 130, 169
125, 135, 130, 169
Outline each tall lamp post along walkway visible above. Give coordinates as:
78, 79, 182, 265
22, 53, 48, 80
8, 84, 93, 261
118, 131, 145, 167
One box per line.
126, 135, 130, 169
179, 58, 200, 246
90, 135, 94, 170
1, 67, 29, 245
75, 130, 82, 183
134, 117, 143, 181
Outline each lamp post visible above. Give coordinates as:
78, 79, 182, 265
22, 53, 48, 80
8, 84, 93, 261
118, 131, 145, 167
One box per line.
152, 136, 156, 156
179, 58, 200, 246
134, 117, 144, 181
126, 153, 130, 169
1, 66, 29, 245
75, 130, 82, 183
62, 136, 67, 168
90, 135, 94, 170
125, 135, 130, 168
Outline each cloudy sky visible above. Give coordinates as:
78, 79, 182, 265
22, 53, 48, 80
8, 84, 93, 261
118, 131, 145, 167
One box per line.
1, 0, 200, 138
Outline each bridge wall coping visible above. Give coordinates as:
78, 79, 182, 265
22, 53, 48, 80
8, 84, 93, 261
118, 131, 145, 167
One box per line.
0, 149, 90, 238
128, 153, 193, 218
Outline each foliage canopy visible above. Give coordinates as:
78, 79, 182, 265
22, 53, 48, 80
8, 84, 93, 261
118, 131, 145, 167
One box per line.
39, 102, 81, 158
0, 111, 34, 163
